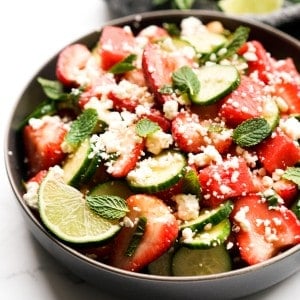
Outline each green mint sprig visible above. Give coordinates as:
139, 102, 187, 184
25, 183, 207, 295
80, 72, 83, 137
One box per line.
65, 108, 98, 149
233, 117, 271, 147
108, 54, 137, 74
86, 195, 129, 220
282, 167, 300, 187
135, 118, 161, 137
172, 66, 200, 97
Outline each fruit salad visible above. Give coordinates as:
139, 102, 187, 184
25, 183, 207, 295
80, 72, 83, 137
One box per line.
22, 16, 300, 276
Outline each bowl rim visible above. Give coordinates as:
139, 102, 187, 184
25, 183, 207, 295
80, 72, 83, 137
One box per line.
4, 9, 300, 283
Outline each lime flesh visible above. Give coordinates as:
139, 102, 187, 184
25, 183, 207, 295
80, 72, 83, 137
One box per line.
218, 0, 284, 15
38, 168, 120, 243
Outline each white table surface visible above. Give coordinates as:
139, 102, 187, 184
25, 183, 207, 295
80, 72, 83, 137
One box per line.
0, 1, 299, 299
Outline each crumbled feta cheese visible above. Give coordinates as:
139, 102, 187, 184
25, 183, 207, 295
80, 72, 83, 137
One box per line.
234, 206, 251, 231
173, 194, 200, 221
145, 129, 173, 155
23, 181, 39, 209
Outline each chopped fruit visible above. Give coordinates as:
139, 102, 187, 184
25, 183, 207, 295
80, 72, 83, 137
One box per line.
256, 130, 300, 174
199, 157, 256, 207
238, 40, 274, 83
232, 194, 300, 265
219, 76, 265, 127
56, 44, 93, 87
110, 194, 178, 272
273, 179, 299, 207
272, 82, 300, 114
99, 26, 136, 71
23, 116, 67, 177
171, 111, 206, 153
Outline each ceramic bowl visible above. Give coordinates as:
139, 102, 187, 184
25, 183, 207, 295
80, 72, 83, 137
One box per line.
5, 10, 300, 300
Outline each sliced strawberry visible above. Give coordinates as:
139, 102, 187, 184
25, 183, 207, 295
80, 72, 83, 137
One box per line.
231, 194, 300, 265
56, 44, 92, 86
108, 127, 145, 178
198, 157, 256, 207
273, 179, 299, 207
219, 76, 265, 127
142, 43, 193, 104
23, 116, 67, 177
256, 130, 300, 174
78, 74, 116, 109
99, 26, 135, 71
272, 82, 300, 114
238, 40, 274, 83
172, 111, 206, 153
110, 194, 178, 272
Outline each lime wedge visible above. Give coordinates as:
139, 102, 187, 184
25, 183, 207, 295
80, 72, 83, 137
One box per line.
218, 0, 284, 14
38, 167, 121, 243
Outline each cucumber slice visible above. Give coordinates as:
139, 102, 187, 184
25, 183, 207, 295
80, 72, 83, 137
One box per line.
63, 138, 99, 187
172, 244, 232, 276
90, 180, 133, 199
180, 201, 233, 232
262, 96, 279, 130
126, 150, 187, 193
191, 65, 240, 105
148, 250, 173, 276
181, 219, 231, 249
182, 31, 227, 54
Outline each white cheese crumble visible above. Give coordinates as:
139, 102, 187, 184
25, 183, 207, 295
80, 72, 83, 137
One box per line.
173, 194, 200, 221
234, 206, 251, 232
280, 117, 300, 141
145, 129, 173, 155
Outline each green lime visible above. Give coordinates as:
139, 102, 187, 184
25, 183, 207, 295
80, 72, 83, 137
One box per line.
38, 167, 121, 244
218, 0, 283, 14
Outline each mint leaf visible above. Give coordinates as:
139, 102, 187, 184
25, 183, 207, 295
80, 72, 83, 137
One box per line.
37, 77, 64, 100
172, 66, 200, 96
182, 168, 202, 198
233, 118, 271, 147
125, 217, 147, 257
135, 118, 160, 137
65, 108, 98, 148
86, 195, 129, 220
282, 167, 300, 187
218, 26, 250, 61
162, 22, 180, 37
109, 54, 137, 74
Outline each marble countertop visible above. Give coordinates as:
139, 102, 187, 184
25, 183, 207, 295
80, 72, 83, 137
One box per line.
0, 1, 299, 299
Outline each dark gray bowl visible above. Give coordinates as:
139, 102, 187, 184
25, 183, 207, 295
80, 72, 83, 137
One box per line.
5, 10, 300, 300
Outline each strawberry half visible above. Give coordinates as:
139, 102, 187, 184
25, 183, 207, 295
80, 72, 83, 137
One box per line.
110, 194, 178, 272
231, 194, 300, 265
23, 116, 67, 177
56, 44, 92, 87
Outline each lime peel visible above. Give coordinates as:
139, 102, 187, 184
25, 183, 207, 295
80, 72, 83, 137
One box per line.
38, 167, 121, 244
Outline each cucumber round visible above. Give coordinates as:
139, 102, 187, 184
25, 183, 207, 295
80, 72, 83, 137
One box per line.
148, 250, 173, 276
181, 219, 231, 249
191, 65, 240, 105
63, 138, 99, 187
126, 150, 187, 193
182, 31, 227, 54
180, 201, 233, 232
172, 244, 232, 276
90, 180, 133, 199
